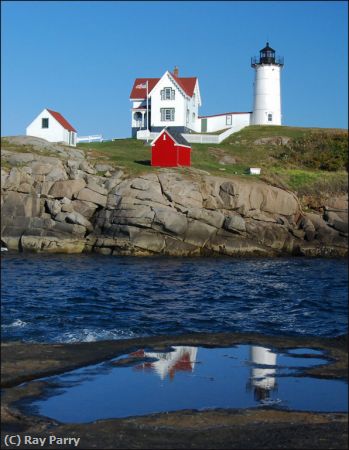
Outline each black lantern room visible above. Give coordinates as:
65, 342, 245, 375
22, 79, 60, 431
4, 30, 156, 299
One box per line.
260, 42, 275, 64
251, 42, 284, 67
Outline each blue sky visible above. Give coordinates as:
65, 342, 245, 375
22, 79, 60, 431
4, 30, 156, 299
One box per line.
2, 1, 348, 139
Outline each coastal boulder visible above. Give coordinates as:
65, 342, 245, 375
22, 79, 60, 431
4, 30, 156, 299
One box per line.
104, 170, 124, 192
4, 152, 35, 166
49, 179, 86, 199
65, 211, 93, 231
45, 199, 62, 216
224, 214, 246, 233
187, 207, 225, 229
20, 235, 85, 253
153, 207, 188, 235
157, 172, 203, 208
71, 200, 98, 219
76, 188, 107, 207
110, 204, 154, 227
300, 216, 316, 241
1, 168, 9, 186
1, 191, 41, 218
79, 161, 96, 174
86, 178, 108, 196
3, 168, 21, 191
218, 179, 299, 218
184, 220, 217, 247
30, 162, 53, 175
323, 211, 348, 234
132, 229, 166, 253
95, 163, 114, 172
45, 166, 69, 182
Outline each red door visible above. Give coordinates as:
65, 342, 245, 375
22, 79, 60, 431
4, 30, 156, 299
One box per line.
178, 146, 191, 166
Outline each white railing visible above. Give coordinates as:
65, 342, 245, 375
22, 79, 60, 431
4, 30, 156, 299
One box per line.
136, 124, 248, 144
137, 130, 158, 140
77, 135, 103, 143
216, 126, 239, 142
182, 133, 220, 144
183, 125, 244, 144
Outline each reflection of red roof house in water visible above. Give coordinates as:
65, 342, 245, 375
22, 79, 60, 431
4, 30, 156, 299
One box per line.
131, 346, 198, 380
168, 351, 192, 380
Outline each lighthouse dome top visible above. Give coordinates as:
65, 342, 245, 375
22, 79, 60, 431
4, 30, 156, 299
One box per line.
251, 42, 284, 67
261, 42, 275, 53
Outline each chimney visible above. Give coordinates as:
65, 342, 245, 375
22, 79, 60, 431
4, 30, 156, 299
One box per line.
173, 66, 179, 77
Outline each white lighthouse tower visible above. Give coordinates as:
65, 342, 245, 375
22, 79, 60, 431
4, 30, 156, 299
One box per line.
251, 42, 284, 125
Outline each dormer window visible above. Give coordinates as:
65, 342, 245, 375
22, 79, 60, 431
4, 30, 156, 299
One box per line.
161, 87, 175, 100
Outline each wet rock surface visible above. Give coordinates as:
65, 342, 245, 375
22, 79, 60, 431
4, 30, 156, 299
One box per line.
1, 333, 348, 449
1, 137, 348, 257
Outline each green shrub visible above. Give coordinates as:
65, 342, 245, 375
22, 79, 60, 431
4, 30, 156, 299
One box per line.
276, 132, 348, 171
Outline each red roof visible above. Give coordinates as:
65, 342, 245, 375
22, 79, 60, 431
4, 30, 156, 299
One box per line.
132, 105, 147, 111
130, 73, 197, 99
129, 78, 160, 99
171, 73, 197, 97
47, 109, 76, 132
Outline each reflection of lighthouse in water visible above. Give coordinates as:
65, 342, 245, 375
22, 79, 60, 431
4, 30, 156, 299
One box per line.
249, 346, 277, 402
133, 346, 198, 380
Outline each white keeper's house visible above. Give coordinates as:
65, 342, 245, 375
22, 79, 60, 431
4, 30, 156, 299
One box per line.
26, 108, 77, 147
130, 42, 284, 141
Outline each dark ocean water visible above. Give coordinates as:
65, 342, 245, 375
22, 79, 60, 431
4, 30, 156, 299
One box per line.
1, 254, 347, 343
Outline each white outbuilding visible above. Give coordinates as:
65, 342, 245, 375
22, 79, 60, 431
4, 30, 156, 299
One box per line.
26, 108, 77, 147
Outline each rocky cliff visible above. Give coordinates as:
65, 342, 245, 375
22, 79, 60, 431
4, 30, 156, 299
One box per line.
1, 137, 348, 256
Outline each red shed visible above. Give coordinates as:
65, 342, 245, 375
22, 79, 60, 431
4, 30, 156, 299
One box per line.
151, 127, 191, 167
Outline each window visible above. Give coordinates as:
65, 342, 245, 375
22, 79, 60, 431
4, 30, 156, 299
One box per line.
161, 87, 175, 100
186, 109, 189, 124
226, 115, 232, 126
268, 113, 273, 122
161, 108, 175, 121
192, 112, 196, 121
42, 118, 49, 128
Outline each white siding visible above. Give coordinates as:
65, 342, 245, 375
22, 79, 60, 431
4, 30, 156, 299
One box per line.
131, 72, 201, 133
150, 72, 187, 128
252, 65, 282, 125
201, 113, 251, 133
26, 109, 76, 146
185, 82, 200, 131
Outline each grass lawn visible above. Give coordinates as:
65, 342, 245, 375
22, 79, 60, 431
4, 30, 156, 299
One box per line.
76, 125, 347, 195
78, 138, 157, 175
